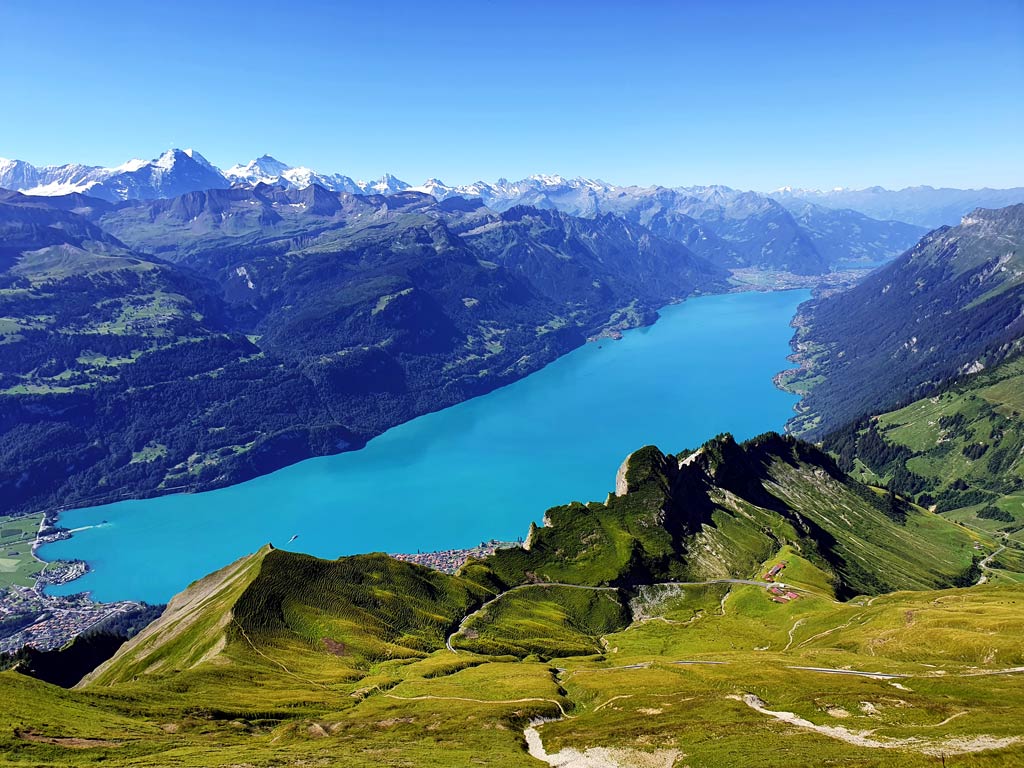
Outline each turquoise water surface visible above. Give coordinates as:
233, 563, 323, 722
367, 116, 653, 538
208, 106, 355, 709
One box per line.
41, 289, 808, 603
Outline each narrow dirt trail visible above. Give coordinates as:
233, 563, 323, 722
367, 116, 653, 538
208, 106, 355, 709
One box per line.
976, 545, 1006, 585
383, 693, 571, 717
730, 693, 1019, 756
783, 618, 805, 651
446, 579, 771, 653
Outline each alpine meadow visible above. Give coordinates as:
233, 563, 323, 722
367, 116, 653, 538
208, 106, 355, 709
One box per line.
1, 2, 1023, 767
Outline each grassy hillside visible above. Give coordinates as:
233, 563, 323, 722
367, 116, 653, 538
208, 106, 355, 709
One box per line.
1, 432, 1020, 766
81, 431, 1004, 694
825, 354, 1024, 560
484, 433, 983, 598
2, 579, 1022, 766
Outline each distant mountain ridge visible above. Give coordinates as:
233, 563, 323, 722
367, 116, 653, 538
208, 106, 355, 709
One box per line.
5, 151, 1018, 229
782, 203, 1024, 437
0, 149, 229, 202
1, 151, 943, 274
770, 185, 1024, 228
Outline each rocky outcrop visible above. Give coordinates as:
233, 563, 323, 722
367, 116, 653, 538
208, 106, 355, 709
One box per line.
614, 452, 633, 497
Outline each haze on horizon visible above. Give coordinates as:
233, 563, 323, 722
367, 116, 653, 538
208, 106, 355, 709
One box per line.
1, 0, 1022, 191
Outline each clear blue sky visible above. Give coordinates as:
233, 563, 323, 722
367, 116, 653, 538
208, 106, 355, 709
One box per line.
2, 0, 1022, 190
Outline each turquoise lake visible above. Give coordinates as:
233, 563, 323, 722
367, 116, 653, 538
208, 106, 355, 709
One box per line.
41, 289, 809, 604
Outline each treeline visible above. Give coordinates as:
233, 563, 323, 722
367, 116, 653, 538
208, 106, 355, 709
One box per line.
822, 355, 1024, 515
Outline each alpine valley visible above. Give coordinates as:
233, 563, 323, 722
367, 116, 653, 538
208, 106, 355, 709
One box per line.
1, 149, 1024, 768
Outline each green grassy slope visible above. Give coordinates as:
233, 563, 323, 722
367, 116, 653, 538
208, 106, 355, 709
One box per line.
2, 432, 1021, 767
86, 547, 495, 690
2, 580, 1022, 767
81, 546, 272, 687
484, 433, 983, 598
454, 585, 629, 658
82, 432, 1002, 696
825, 354, 1024, 556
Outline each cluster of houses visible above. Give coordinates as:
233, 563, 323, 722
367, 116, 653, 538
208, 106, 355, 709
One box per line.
768, 586, 800, 603
390, 539, 518, 574
0, 585, 140, 653
763, 561, 800, 603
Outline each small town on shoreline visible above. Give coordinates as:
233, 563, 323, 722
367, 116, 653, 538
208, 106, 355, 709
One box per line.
0, 513, 144, 654
0, 510, 525, 654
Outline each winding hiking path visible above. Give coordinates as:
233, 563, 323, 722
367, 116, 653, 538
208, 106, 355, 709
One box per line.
445, 579, 774, 653
445, 583, 618, 652
975, 545, 1006, 585
383, 693, 572, 717
730, 693, 1019, 756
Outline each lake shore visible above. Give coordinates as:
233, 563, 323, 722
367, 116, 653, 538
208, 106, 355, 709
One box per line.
39, 289, 810, 605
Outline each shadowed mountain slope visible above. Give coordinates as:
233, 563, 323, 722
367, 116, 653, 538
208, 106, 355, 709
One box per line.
783, 204, 1024, 437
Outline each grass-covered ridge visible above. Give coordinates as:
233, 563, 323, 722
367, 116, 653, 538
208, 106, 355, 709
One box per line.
2, 431, 1021, 766
483, 432, 982, 598
81, 431, 1003, 688
825, 353, 1024, 560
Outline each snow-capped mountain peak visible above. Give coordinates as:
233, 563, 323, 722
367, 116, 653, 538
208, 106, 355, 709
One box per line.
0, 149, 229, 201
112, 157, 149, 174
528, 173, 566, 186
224, 155, 293, 184
182, 148, 217, 171
154, 148, 212, 172
359, 173, 411, 195
3, 149, 1019, 231
223, 155, 363, 195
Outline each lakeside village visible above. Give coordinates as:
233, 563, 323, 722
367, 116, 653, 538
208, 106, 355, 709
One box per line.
0, 514, 144, 654
2, 513, 801, 655
390, 539, 521, 573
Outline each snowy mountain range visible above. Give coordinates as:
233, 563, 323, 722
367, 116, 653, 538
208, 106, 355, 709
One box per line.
0, 149, 228, 202
2, 149, 1018, 272
2, 149, 1019, 228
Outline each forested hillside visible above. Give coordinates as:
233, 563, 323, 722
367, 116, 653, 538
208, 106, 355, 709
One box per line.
782, 204, 1024, 436
0, 187, 728, 516
826, 353, 1024, 546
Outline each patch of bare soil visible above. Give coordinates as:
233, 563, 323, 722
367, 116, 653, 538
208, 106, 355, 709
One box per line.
322, 638, 348, 656
15, 729, 123, 748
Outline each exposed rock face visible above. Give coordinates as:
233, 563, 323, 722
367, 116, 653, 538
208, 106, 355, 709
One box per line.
614, 452, 634, 497
679, 448, 704, 469
523, 522, 539, 551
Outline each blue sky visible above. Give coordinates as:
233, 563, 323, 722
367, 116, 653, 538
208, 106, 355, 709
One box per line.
2, 0, 1022, 190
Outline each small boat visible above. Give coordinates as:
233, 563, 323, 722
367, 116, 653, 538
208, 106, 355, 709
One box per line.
288, 534, 299, 543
